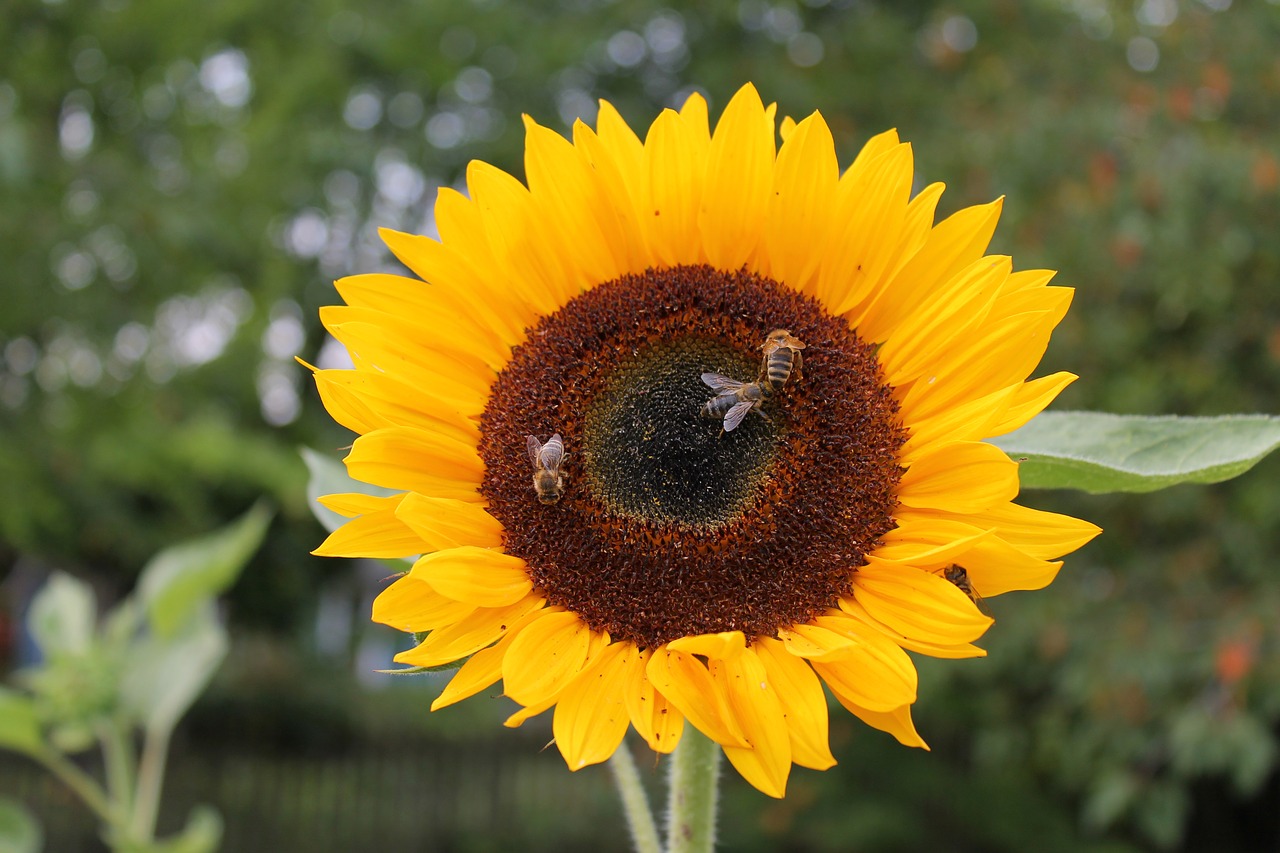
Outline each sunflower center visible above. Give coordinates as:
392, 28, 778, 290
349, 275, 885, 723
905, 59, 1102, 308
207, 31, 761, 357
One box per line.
582, 335, 777, 528
479, 266, 905, 648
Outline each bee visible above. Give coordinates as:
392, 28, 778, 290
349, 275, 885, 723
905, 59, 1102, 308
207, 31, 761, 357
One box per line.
526, 433, 566, 504
700, 373, 769, 432
759, 329, 806, 391
944, 565, 986, 611
699, 330, 808, 433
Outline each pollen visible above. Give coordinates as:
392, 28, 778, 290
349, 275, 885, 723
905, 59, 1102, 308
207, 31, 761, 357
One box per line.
479, 265, 906, 648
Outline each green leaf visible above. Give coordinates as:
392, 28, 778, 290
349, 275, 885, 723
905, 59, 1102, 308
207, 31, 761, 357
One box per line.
135, 503, 273, 639
111, 806, 222, 853
300, 446, 396, 534
0, 689, 43, 757
158, 806, 222, 853
119, 605, 228, 735
991, 412, 1280, 493
26, 572, 96, 657
0, 797, 42, 853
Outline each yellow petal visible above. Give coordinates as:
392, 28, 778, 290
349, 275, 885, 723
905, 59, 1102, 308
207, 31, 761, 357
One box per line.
645, 647, 749, 748
877, 181, 946, 287
325, 320, 491, 417
808, 614, 918, 712
832, 695, 930, 750
311, 367, 480, 446
897, 309, 1061, 423
761, 111, 838, 291
393, 594, 546, 667
897, 441, 1019, 513
642, 108, 707, 266
852, 561, 993, 645
524, 116, 626, 286
711, 649, 791, 798
553, 642, 632, 770
378, 227, 529, 347
818, 144, 914, 313
984, 372, 1077, 438
899, 383, 1020, 465
431, 607, 546, 710
501, 611, 597, 707
855, 197, 1003, 345
958, 502, 1102, 561
505, 696, 556, 728
312, 493, 426, 559
466, 160, 573, 315
572, 120, 650, 273
838, 596, 988, 660
395, 493, 504, 551
316, 492, 396, 518
594, 99, 645, 187
666, 631, 746, 660
699, 83, 774, 271
623, 648, 685, 754
371, 575, 475, 633
408, 546, 531, 607
678, 90, 710, 136
874, 518, 992, 569
334, 272, 512, 369
344, 427, 483, 501
753, 638, 835, 770
877, 255, 1012, 387
996, 286, 1075, 330
948, 534, 1064, 597
321, 305, 496, 391
847, 127, 900, 173
776, 623, 859, 661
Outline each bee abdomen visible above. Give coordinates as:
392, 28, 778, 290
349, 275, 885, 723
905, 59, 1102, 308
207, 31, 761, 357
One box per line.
764, 352, 794, 390
702, 394, 738, 418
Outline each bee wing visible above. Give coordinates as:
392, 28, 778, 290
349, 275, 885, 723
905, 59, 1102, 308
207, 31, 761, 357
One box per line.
539, 434, 565, 468
526, 435, 544, 467
702, 372, 747, 393
722, 400, 755, 432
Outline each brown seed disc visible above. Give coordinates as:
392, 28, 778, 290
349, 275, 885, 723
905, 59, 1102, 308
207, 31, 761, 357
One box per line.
479, 265, 905, 648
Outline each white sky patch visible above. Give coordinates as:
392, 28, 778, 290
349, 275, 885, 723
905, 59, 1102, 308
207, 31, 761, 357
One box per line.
199, 49, 253, 109
153, 285, 253, 369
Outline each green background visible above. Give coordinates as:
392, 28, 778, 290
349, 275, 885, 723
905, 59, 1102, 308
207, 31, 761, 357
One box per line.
2, 0, 1279, 849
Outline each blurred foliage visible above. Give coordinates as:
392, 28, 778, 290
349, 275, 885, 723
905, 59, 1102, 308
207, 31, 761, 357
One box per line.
3, 0, 1280, 850
0, 506, 269, 852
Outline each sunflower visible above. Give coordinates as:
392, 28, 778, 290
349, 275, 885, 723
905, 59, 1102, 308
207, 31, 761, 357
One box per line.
311, 83, 1100, 798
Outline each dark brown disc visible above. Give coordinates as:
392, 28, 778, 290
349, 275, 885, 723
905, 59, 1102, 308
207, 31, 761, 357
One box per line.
478, 265, 905, 648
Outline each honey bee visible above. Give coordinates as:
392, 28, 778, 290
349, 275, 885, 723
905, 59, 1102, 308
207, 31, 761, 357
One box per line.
944, 565, 986, 611
759, 329, 806, 391
700, 373, 769, 432
699, 330, 808, 432
526, 433, 566, 504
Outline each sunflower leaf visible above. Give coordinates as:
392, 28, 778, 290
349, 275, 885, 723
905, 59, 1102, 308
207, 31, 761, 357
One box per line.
119, 604, 228, 736
135, 503, 273, 640
0, 797, 42, 853
992, 412, 1280, 493
0, 689, 44, 757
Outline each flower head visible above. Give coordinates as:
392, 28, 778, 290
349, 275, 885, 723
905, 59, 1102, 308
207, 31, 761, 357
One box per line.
312, 84, 1100, 797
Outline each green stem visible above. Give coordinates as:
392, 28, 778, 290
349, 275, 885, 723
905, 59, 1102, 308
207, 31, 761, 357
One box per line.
98, 719, 136, 818
129, 725, 171, 843
608, 741, 662, 853
37, 748, 118, 827
666, 726, 722, 853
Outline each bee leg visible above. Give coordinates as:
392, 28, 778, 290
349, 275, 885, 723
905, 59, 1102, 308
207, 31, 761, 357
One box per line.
794, 350, 803, 381
755, 407, 773, 423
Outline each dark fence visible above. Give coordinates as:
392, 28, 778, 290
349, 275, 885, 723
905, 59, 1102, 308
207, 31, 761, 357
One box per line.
1, 737, 646, 852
